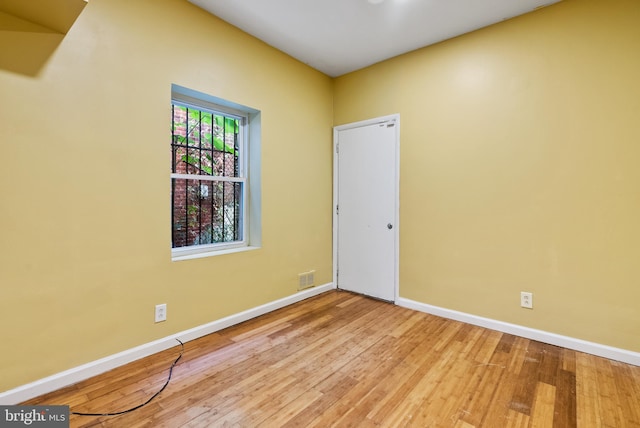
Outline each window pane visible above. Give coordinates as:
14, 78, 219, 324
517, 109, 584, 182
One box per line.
172, 104, 239, 178
171, 178, 243, 248
221, 181, 243, 242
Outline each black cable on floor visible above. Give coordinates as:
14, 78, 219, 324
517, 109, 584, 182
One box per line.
71, 338, 184, 417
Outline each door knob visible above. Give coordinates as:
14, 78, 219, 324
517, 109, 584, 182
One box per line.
387, 223, 393, 229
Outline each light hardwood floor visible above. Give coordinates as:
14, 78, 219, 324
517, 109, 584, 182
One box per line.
25, 290, 640, 427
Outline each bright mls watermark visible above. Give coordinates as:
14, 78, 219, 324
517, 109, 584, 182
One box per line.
0, 406, 69, 427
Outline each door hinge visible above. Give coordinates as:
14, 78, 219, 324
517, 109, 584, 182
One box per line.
336, 205, 339, 215
336, 144, 339, 154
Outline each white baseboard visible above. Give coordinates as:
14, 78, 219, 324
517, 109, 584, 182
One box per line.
0, 283, 335, 405
397, 297, 640, 367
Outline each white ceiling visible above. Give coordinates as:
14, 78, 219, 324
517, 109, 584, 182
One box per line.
188, 0, 561, 77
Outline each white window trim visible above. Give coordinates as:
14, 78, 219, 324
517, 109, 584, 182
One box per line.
172, 245, 261, 262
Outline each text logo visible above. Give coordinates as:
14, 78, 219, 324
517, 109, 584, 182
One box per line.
0, 406, 69, 428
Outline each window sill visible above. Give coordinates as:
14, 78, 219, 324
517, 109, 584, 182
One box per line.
172, 245, 260, 262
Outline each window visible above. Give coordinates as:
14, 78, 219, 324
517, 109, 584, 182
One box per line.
171, 85, 261, 259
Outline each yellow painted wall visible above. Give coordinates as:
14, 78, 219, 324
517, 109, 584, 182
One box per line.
334, 0, 640, 352
0, 0, 333, 391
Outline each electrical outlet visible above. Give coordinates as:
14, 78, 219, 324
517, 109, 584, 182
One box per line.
520, 292, 533, 309
155, 304, 167, 322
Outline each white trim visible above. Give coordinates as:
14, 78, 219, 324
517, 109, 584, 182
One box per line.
393, 118, 400, 302
333, 114, 400, 302
171, 84, 260, 117
397, 297, 640, 367
172, 244, 259, 261
0, 283, 335, 405
171, 99, 246, 121
333, 115, 400, 132
170, 173, 245, 183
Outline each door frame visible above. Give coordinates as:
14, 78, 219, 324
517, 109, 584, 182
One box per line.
333, 114, 400, 302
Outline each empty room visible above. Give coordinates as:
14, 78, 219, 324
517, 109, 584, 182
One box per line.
1, 0, 639, 426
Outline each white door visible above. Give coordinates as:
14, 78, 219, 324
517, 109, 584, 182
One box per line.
334, 115, 399, 302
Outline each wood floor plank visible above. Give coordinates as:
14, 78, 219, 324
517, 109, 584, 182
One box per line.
553, 368, 577, 428
454, 420, 476, 428
412, 346, 477, 427
303, 334, 419, 426
365, 322, 451, 424
382, 341, 469, 427
561, 347, 577, 374
530, 381, 556, 427
576, 352, 605, 428
471, 347, 519, 426
612, 363, 640, 426
510, 340, 545, 416
537, 343, 561, 387
23, 290, 640, 428
458, 343, 510, 427
280, 373, 359, 428
506, 336, 530, 376
505, 409, 531, 428
594, 355, 626, 427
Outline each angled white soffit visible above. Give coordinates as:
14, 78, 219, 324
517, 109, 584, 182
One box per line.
188, 0, 561, 77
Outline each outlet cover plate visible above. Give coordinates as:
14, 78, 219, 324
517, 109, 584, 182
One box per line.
155, 304, 167, 322
520, 292, 533, 309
